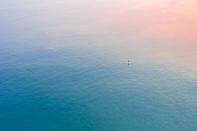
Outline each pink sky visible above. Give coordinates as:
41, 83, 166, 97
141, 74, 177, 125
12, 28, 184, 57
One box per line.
96, 0, 197, 76
102, 0, 197, 41
23, 0, 196, 75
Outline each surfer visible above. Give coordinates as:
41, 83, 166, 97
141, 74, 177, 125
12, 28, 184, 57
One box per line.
128, 59, 131, 65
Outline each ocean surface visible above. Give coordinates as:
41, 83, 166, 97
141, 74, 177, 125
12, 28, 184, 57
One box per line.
0, 0, 197, 131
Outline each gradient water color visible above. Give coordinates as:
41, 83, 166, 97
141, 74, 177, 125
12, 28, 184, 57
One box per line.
0, 0, 197, 131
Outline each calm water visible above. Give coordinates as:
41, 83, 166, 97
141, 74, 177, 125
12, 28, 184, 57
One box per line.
0, 0, 197, 131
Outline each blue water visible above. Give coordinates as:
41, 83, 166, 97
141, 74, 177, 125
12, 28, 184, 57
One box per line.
0, 47, 197, 131
1, 1, 197, 131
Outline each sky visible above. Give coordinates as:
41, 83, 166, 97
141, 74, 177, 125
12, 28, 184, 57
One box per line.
0, 0, 196, 77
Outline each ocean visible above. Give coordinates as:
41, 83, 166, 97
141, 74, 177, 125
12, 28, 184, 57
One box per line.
0, 0, 197, 131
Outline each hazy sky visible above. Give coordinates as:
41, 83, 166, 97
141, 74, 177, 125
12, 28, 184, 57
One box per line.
0, 0, 196, 77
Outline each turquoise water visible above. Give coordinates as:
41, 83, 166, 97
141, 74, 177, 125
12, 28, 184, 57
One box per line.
1, 1, 197, 131
1, 47, 197, 131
